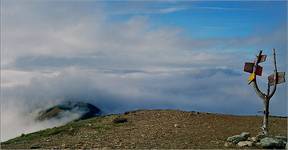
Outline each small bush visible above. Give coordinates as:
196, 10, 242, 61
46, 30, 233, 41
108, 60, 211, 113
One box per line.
112, 117, 128, 124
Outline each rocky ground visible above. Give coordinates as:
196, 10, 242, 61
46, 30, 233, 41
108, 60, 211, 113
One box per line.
1, 109, 287, 149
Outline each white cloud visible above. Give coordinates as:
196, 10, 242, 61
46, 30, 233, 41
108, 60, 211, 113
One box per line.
2, 2, 241, 71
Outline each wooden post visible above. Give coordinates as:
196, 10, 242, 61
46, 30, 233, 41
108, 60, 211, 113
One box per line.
262, 97, 269, 135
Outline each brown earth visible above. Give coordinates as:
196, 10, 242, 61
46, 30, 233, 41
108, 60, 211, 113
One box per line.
1, 109, 287, 149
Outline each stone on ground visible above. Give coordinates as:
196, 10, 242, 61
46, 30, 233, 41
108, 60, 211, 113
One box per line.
240, 132, 250, 138
237, 141, 253, 147
260, 137, 286, 149
227, 132, 250, 144
255, 134, 266, 142
224, 142, 233, 147
227, 135, 246, 144
275, 135, 287, 142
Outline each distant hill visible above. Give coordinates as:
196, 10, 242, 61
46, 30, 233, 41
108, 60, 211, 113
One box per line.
2, 110, 287, 149
36, 101, 101, 121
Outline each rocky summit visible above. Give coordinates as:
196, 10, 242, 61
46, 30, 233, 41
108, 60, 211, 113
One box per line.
2, 110, 287, 149
36, 101, 101, 121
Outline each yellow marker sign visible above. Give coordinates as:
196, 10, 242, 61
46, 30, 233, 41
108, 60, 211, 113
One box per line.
248, 72, 256, 82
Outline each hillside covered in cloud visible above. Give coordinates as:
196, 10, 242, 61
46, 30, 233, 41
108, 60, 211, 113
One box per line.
1, 1, 287, 141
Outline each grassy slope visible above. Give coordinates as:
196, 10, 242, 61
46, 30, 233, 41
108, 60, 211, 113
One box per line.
1, 110, 287, 149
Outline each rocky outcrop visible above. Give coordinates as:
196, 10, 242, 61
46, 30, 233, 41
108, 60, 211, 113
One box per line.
225, 132, 287, 149
36, 101, 101, 121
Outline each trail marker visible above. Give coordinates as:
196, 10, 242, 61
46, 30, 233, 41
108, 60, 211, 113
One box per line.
243, 49, 286, 135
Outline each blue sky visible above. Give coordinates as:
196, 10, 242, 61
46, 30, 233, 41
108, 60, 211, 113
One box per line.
1, 0, 287, 141
106, 1, 286, 38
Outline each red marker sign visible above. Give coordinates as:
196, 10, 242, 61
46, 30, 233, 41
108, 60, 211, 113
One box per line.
244, 62, 254, 73
268, 72, 286, 86
258, 55, 267, 63
244, 62, 263, 76
255, 65, 263, 76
